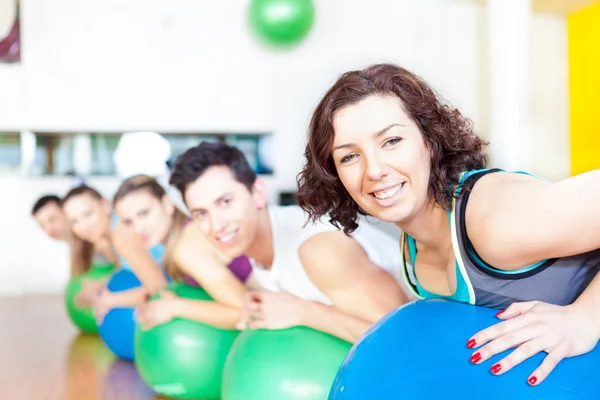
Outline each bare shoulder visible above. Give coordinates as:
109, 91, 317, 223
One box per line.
465, 171, 594, 268
465, 171, 548, 223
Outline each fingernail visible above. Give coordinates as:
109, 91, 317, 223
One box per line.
528, 376, 537, 385
495, 310, 505, 318
470, 352, 482, 364
467, 339, 477, 348
491, 363, 502, 374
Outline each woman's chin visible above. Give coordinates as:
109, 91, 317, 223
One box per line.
368, 206, 409, 224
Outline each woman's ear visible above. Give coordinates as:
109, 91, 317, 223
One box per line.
251, 178, 268, 209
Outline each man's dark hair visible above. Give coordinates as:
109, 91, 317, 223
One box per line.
169, 141, 257, 197
31, 195, 62, 216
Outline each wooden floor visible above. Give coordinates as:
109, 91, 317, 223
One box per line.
0, 296, 166, 400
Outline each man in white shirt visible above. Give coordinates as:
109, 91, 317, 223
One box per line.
167, 141, 408, 343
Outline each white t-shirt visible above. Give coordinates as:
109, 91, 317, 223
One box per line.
249, 205, 407, 305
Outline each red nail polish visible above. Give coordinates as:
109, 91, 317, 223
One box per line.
491, 363, 502, 374
470, 352, 482, 363
495, 310, 505, 317
467, 339, 477, 348
528, 376, 537, 385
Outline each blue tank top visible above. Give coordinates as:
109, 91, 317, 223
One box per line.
401, 168, 600, 308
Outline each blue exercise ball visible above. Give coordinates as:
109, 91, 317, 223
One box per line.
98, 269, 142, 361
329, 300, 600, 399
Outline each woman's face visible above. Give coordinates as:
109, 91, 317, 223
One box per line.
114, 190, 173, 248
62, 193, 112, 244
331, 94, 432, 225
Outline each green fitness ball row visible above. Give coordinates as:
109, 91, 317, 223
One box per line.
65, 263, 116, 334
65, 273, 351, 399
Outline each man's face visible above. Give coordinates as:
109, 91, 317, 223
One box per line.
184, 166, 266, 259
34, 202, 68, 241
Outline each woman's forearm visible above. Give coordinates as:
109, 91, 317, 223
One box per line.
171, 298, 241, 330
108, 287, 148, 308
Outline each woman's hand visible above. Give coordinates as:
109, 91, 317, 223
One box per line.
91, 287, 117, 325
75, 280, 105, 308
135, 291, 180, 331
236, 291, 306, 330
467, 301, 600, 385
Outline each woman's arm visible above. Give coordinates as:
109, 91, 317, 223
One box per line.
174, 223, 247, 309
467, 169, 600, 270
465, 170, 600, 386
135, 224, 246, 330
136, 291, 241, 330
93, 286, 148, 324
111, 223, 168, 293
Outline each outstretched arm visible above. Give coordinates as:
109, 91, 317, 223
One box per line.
174, 223, 247, 309
136, 291, 241, 330
111, 223, 168, 294
466, 170, 600, 386
91, 224, 169, 321
136, 224, 244, 330
469, 169, 600, 269
239, 231, 407, 343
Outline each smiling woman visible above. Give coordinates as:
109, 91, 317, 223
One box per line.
297, 63, 600, 386
298, 65, 486, 235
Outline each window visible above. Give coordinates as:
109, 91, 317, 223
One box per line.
0, 132, 21, 173
25, 132, 274, 177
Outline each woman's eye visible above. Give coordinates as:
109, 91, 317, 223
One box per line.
383, 137, 402, 147
340, 154, 357, 164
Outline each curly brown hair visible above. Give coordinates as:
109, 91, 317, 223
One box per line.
296, 63, 488, 234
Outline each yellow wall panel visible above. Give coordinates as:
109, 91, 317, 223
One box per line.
568, 1, 600, 175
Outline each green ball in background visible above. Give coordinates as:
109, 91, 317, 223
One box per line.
248, 0, 315, 47
134, 282, 240, 400
222, 327, 352, 400
64, 264, 116, 334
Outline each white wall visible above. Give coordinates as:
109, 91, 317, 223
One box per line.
0, 177, 120, 296
0, 0, 568, 295
530, 14, 570, 181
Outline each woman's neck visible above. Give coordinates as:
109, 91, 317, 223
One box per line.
398, 201, 452, 256
245, 207, 274, 269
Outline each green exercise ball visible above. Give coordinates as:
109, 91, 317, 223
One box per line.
134, 282, 240, 400
222, 327, 352, 400
65, 264, 116, 334
248, 0, 315, 47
